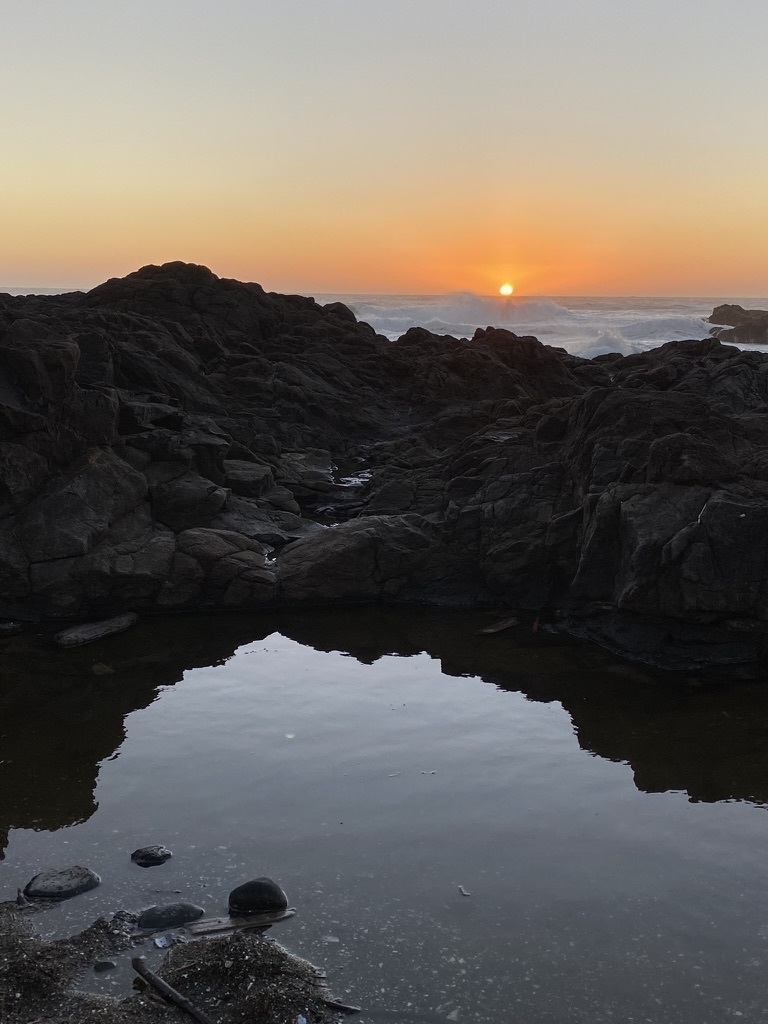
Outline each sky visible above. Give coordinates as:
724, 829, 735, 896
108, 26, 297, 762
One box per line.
2, 0, 768, 295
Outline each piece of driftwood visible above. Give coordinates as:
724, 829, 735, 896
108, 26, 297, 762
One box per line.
475, 615, 519, 635
131, 956, 217, 1024
185, 908, 296, 936
55, 612, 139, 648
321, 996, 362, 1014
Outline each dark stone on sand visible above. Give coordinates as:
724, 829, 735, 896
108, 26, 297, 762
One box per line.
131, 844, 173, 867
228, 877, 288, 917
94, 959, 117, 972
138, 902, 204, 930
24, 865, 101, 899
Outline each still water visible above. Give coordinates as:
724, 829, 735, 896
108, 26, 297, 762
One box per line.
2, 609, 768, 1023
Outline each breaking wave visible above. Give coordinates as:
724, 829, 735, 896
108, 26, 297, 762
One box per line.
328, 292, 721, 358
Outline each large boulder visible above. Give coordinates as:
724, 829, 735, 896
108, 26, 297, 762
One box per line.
24, 865, 101, 899
228, 877, 288, 917
278, 515, 440, 604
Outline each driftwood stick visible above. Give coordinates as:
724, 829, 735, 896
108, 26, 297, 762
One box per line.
131, 956, 218, 1024
321, 997, 362, 1014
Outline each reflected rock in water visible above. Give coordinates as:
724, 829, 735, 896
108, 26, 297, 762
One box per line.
3, 608, 768, 859
0, 614, 273, 859
274, 607, 768, 808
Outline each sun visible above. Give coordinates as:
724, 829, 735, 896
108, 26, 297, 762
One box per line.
499, 283, 514, 296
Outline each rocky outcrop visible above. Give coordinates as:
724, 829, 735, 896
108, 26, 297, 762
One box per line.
709, 303, 768, 345
4, 264, 768, 668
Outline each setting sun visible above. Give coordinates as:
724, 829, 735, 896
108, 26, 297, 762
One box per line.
499, 283, 514, 296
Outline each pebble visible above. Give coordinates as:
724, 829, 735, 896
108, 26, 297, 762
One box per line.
131, 845, 173, 867
138, 903, 204, 930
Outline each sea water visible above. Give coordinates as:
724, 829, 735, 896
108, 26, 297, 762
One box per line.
320, 293, 768, 357
4, 609, 768, 1023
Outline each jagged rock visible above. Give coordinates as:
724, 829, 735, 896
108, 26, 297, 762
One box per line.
5, 267, 768, 667
223, 460, 274, 497
15, 449, 147, 562
709, 304, 768, 345
130, 844, 173, 867
279, 515, 439, 604
277, 449, 337, 499
24, 865, 101, 899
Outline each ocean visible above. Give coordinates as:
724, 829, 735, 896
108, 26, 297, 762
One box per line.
320, 292, 768, 357
6, 287, 768, 357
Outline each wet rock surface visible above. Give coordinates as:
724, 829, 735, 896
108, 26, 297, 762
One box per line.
137, 902, 204, 930
130, 845, 172, 868
23, 865, 101, 900
4, 264, 768, 668
228, 876, 288, 916
0, 904, 340, 1024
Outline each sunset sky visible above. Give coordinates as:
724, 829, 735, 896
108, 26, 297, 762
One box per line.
3, 0, 767, 295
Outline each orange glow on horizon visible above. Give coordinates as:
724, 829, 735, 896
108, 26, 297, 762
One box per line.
3, 3, 768, 297
2, 184, 767, 296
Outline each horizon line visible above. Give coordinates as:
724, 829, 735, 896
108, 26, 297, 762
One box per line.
2, 285, 767, 302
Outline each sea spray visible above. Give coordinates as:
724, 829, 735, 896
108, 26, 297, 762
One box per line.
318, 292, 768, 357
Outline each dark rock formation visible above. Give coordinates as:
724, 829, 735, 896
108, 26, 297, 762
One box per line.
4, 262, 768, 668
709, 303, 768, 345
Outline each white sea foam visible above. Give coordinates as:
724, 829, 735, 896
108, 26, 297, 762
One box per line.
320, 292, 768, 359
6, 285, 768, 362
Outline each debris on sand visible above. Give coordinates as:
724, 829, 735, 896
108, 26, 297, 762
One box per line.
0, 904, 344, 1024
0, 904, 136, 1024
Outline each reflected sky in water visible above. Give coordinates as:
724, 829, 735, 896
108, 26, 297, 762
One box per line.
2, 609, 768, 1023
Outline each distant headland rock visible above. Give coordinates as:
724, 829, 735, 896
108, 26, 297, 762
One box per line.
709, 303, 768, 345
2, 262, 768, 671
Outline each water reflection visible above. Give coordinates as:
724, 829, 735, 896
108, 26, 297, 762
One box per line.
0, 615, 269, 859
2, 607, 768, 860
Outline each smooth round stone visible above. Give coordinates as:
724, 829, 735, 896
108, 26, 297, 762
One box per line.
228, 877, 288, 917
131, 845, 173, 868
94, 960, 117, 972
138, 903, 204, 930
23, 865, 101, 900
